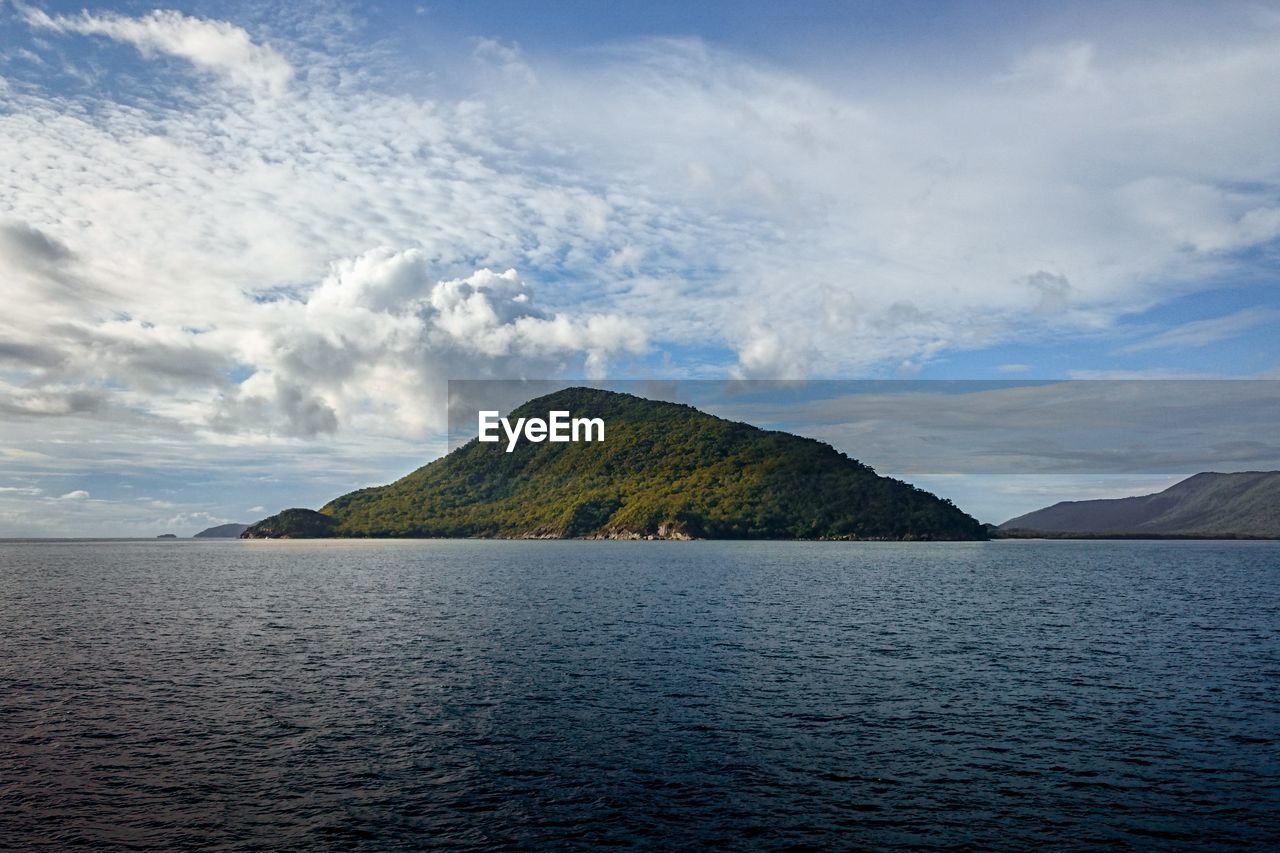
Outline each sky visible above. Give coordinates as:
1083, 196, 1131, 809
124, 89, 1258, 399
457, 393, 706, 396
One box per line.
1, 0, 1279, 534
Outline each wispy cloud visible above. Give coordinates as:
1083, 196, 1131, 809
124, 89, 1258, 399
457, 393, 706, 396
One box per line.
1117, 308, 1280, 354
21, 7, 293, 98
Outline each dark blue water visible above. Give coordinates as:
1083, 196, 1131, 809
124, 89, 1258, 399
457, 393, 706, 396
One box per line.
2, 539, 1277, 849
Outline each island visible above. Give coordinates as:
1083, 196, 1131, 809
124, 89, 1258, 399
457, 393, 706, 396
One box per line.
243, 387, 986, 541
193, 523, 251, 538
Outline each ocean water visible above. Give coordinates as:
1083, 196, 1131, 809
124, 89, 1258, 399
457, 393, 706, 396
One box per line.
1, 539, 1277, 849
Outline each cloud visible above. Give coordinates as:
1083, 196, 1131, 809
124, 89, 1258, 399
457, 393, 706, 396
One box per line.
0, 220, 75, 266
0, 340, 68, 369
0, 221, 92, 314
530, 30, 1280, 375
162, 510, 233, 530
0, 449, 51, 462
1, 220, 645, 441
5, 5, 1280, 532
10, 11, 1280, 388
0, 381, 108, 417
1118, 308, 1280, 353
21, 7, 293, 98
211, 252, 647, 437
58, 489, 90, 500
1117, 178, 1280, 254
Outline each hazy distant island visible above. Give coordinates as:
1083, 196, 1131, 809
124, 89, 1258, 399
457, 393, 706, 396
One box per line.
243, 387, 986, 541
1000, 471, 1280, 539
194, 523, 251, 539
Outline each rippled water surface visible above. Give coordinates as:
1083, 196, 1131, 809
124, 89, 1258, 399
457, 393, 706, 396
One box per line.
2, 539, 1278, 848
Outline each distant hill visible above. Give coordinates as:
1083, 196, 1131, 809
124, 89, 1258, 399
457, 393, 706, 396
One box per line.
242, 509, 336, 539
244, 387, 986, 541
1001, 472, 1280, 538
193, 523, 250, 538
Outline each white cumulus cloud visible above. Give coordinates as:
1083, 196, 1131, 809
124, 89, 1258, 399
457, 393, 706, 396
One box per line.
214, 250, 647, 438
3, 3, 1280, 534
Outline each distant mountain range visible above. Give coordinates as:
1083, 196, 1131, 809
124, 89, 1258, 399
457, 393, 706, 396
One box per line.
1001, 472, 1280, 538
194, 523, 250, 538
243, 387, 986, 541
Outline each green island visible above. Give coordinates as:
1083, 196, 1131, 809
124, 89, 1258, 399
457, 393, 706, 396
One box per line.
243, 387, 986, 540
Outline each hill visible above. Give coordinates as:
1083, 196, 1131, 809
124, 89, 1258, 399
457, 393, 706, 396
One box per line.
1000, 471, 1280, 537
243, 387, 985, 540
242, 508, 337, 539
194, 523, 250, 538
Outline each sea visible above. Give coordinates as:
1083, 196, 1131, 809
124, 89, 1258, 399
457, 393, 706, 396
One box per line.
1, 539, 1277, 849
